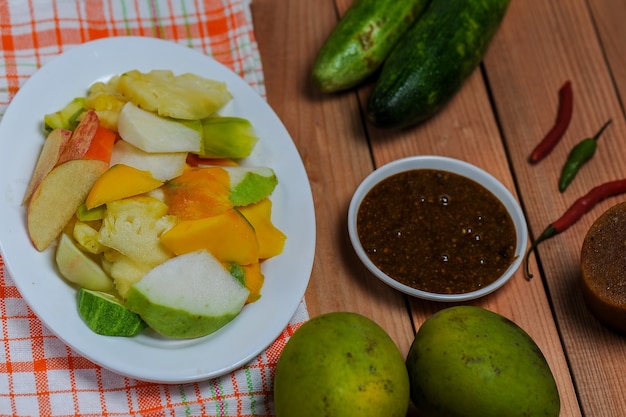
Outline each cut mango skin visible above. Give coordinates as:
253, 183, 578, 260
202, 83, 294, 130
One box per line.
161, 208, 259, 265
86, 164, 164, 209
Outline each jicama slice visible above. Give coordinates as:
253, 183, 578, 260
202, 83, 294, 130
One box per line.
125, 250, 250, 339
117, 102, 202, 153
109, 139, 187, 181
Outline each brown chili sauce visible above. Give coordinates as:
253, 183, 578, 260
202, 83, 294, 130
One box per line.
356, 169, 517, 294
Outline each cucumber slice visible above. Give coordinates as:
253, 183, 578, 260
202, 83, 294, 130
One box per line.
77, 288, 148, 336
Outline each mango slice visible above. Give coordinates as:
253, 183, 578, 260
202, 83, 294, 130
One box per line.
163, 167, 233, 220
86, 164, 164, 209
161, 208, 259, 265
239, 198, 286, 259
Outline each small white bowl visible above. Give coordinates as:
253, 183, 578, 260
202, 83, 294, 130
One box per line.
347, 155, 528, 302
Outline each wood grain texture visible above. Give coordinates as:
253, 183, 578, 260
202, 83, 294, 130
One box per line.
250, 0, 417, 359
252, 0, 626, 415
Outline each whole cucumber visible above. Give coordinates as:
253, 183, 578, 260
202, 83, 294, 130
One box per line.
312, 0, 429, 93
367, 0, 510, 128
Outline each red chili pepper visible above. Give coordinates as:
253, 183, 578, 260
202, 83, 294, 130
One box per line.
529, 81, 574, 164
525, 179, 626, 278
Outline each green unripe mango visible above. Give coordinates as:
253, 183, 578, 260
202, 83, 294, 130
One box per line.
273, 312, 410, 417
406, 306, 560, 417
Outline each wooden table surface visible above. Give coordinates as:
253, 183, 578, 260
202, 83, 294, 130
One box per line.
251, 0, 626, 415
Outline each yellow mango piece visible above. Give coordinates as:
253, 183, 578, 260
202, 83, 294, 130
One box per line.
161, 208, 259, 265
163, 167, 232, 220
241, 263, 264, 304
86, 163, 164, 209
239, 198, 286, 259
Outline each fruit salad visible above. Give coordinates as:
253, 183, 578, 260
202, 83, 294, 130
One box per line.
23, 70, 286, 339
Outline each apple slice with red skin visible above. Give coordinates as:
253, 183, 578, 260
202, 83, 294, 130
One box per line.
27, 159, 108, 251
22, 128, 72, 205
56, 109, 100, 165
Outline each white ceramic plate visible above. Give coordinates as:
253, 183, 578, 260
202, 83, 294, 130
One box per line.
0, 36, 315, 383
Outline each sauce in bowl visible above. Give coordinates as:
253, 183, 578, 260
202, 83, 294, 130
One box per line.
356, 169, 517, 295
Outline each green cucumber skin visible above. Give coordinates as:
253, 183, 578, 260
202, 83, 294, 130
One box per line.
312, 0, 429, 93
77, 289, 147, 337
367, 0, 511, 128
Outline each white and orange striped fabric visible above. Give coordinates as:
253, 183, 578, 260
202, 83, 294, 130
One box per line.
0, 1, 308, 416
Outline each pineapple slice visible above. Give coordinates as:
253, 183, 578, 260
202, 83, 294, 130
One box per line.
117, 70, 232, 120
73, 221, 106, 254
85, 76, 128, 132
98, 195, 177, 269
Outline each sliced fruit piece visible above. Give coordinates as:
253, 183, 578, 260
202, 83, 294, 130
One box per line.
228, 262, 264, 304
23, 128, 72, 205
117, 69, 232, 120
222, 166, 277, 206
117, 101, 202, 153
160, 208, 259, 265
84, 75, 128, 132
82, 125, 117, 163
77, 288, 147, 336
110, 139, 187, 181
56, 110, 100, 165
103, 253, 151, 299
162, 167, 233, 220
198, 116, 258, 159
125, 250, 249, 339
186, 154, 239, 167
98, 195, 176, 268
76, 202, 106, 222
85, 164, 164, 209
238, 198, 286, 259
27, 159, 108, 251
73, 221, 105, 254
43, 97, 86, 132
55, 233, 114, 291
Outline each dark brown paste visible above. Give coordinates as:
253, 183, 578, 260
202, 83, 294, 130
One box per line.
356, 169, 517, 294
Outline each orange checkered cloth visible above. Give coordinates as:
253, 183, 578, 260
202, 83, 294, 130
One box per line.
0, 1, 308, 416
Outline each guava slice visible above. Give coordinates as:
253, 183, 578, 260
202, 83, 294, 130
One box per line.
222, 166, 278, 206
125, 250, 250, 339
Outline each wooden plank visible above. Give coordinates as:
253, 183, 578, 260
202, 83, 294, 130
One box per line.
351, 7, 582, 416
250, 0, 417, 359
486, 0, 626, 415
247, 0, 626, 414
